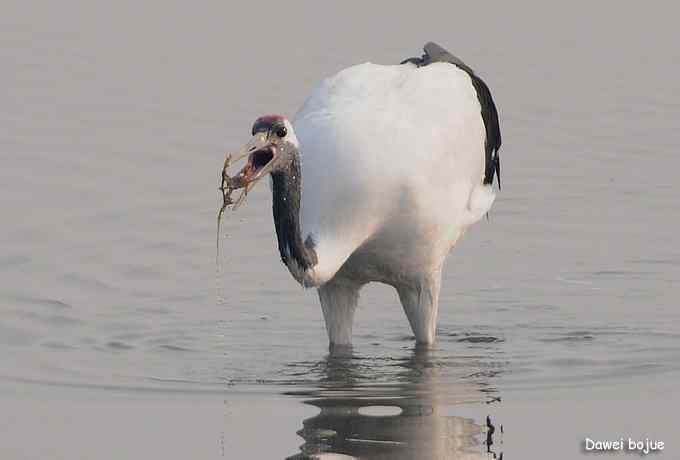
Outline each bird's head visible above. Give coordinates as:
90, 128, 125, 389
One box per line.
230, 115, 299, 190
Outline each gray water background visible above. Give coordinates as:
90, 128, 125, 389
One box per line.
1, 1, 679, 459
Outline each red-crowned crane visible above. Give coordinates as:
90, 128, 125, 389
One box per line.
226, 42, 501, 348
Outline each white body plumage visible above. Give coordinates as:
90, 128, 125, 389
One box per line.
295, 62, 494, 289
235, 44, 501, 346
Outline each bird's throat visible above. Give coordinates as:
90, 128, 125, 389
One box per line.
271, 156, 317, 274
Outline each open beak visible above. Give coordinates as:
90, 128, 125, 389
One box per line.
220, 132, 278, 210
232, 132, 278, 187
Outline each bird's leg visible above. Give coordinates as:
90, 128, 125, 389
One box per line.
318, 278, 360, 348
396, 272, 442, 346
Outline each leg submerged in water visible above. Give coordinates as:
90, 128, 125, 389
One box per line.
318, 278, 360, 347
396, 273, 442, 346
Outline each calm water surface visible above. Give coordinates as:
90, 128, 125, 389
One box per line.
2, 1, 679, 459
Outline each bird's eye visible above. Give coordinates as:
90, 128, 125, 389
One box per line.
275, 126, 287, 138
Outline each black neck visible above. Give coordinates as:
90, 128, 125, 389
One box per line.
271, 155, 317, 271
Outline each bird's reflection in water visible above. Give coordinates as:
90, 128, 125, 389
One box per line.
285, 346, 503, 460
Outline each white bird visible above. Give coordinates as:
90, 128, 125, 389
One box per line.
227, 42, 501, 347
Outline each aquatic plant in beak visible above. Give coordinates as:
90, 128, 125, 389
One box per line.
217, 117, 298, 254
218, 132, 269, 215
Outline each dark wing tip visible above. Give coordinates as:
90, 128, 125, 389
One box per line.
423, 42, 447, 59
424, 42, 472, 72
